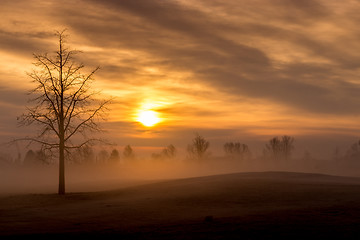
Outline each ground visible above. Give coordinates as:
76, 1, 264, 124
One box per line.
1, 171, 360, 239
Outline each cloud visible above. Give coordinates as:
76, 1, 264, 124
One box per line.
1, 0, 360, 155
0, 30, 54, 56
49, 0, 360, 116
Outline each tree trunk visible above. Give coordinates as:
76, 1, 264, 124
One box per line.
58, 136, 65, 195
58, 35, 65, 195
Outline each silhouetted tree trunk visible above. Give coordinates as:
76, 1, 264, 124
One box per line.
18, 30, 110, 195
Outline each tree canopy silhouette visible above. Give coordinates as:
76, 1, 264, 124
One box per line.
187, 133, 210, 160
123, 145, 135, 160
18, 30, 110, 194
264, 135, 294, 161
109, 149, 120, 163
224, 142, 251, 160
162, 144, 176, 159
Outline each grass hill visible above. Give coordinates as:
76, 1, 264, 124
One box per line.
1, 171, 360, 239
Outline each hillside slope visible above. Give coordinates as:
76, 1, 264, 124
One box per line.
1, 171, 360, 239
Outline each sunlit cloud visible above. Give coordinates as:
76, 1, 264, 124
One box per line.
1, 0, 360, 157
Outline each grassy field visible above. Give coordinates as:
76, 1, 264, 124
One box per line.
1, 171, 360, 239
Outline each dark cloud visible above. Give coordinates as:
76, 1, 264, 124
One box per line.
48, 0, 358, 115
0, 30, 54, 56
0, 86, 30, 141
0, 86, 28, 108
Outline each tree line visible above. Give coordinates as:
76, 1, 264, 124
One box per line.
5, 134, 293, 165
11, 134, 360, 167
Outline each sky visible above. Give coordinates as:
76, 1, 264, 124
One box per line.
1, 0, 360, 159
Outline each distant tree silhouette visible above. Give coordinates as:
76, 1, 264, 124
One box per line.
36, 149, 49, 164
345, 140, 360, 162
151, 153, 162, 160
264, 137, 282, 161
264, 135, 294, 161
123, 145, 135, 160
97, 149, 110, 163
162, 144, 176, 159
187, 133, 209, 160
23, 150, 36, 165
109, 149, 120, 163
152, 144, 177, 161
281, 135, 294, 161
23, 149, 49, 165
17, 30, 110, 194
72, 145, 95, 164
224, 142, 251, 160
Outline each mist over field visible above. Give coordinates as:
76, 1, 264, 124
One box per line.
1, 146, 360, 195
2, 159, 360, 238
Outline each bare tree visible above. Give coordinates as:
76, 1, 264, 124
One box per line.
264, 137, 282, 161
109, 149, 120, 163
224, 142, 251, 160
152, 144, 177, 161
162, 144, 176, 159
123, 145, 135, 160
224, 142, 235, 156
281, 135, 294, 161
345, 140, 360, 162
264, 135, 294, 161
71, 145, 95, 164
97, 149, 110, 163
18, 30, 110, 194
187, 133, 210, 160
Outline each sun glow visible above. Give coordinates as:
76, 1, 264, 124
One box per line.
137, 110, 161, 127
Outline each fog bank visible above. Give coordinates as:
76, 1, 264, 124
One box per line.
2, 154, 360, 195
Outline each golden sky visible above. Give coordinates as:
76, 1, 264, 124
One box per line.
1, 0, 360, 158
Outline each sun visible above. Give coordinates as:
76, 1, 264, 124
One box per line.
137, 110, 160, 127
